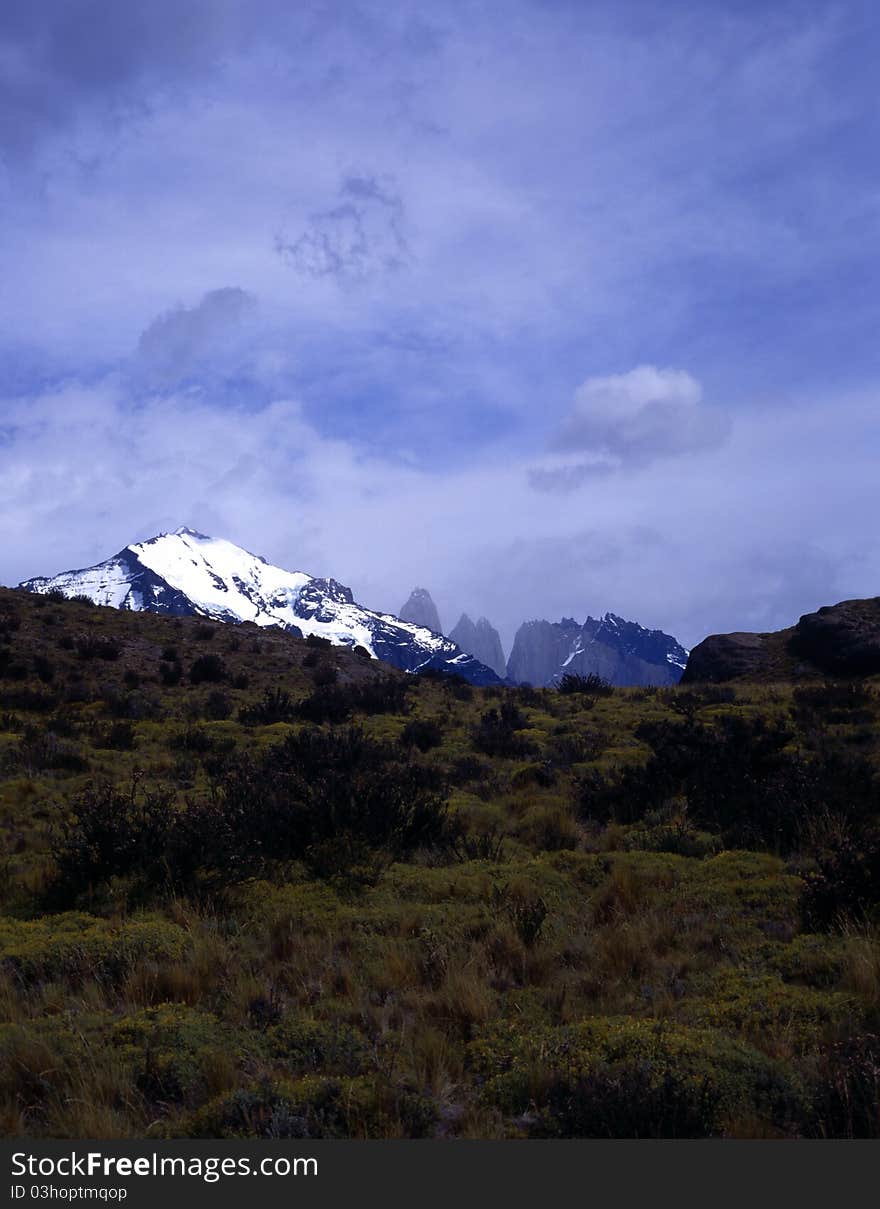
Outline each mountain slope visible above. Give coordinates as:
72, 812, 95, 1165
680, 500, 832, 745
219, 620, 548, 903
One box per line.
20, 528, 501, 684
449, 614, 507, 679
507, 612, 688, 687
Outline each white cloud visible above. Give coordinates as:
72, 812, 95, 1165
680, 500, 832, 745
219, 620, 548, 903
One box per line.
543, 365, 730, 473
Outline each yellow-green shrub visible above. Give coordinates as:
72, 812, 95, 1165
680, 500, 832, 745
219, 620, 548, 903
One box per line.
0, 913, 188, 984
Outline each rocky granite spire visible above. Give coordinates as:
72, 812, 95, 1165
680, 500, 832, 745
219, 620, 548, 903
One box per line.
399, 588, 443, 635
449, 613, 506, 679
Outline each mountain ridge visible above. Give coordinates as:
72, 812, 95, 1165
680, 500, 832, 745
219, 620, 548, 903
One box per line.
507, 612, 688, 687
20, 528, 502, 685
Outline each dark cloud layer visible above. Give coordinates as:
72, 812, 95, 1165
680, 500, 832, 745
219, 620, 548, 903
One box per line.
136, 287, 258, 386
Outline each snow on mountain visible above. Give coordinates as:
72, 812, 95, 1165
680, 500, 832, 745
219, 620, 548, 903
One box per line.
19, 528, 502, 685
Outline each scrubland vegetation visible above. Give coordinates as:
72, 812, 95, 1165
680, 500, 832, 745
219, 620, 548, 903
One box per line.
1, 587, 878, 1138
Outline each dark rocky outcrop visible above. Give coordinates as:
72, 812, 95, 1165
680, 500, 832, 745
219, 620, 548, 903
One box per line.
448, 613, 507, 679
788, 598, 880, 677
399, 588, 443, 635
681, 632, 773, 683
682, 597, 880, 683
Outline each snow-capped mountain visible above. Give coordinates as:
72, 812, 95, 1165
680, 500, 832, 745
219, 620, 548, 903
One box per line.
19, 528, 502, 685
507, 612, 688, 687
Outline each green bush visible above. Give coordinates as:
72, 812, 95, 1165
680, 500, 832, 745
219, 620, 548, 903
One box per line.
468, 1017, 805, 1137
183, 1076, 436, 1139
0, 913, 188, 983
267, 1015, 368, 1077
112, 1005, 240, 1104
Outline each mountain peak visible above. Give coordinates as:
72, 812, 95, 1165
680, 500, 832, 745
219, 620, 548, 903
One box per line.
449, 612, 506, 679
172, 525, 211, 540
507, 611, 687, 687
399, 587, 443, 635
20, 533, 501, 685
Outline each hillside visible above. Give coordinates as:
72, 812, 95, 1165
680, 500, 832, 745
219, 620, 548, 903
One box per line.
1, 586, 879, 1139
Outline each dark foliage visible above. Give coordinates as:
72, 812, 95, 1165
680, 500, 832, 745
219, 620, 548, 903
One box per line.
471, 702, 535, 759
806, 1035, 880, 1138
577, 714, 879, 852
801, 828, 880, 930
792, 681, 875, 728
75, 635, 121, 662
189, 654, 228, 685
399, 718, 444, 752
50, 729, 452, 901
0, 687, 58, 713
530, 1066, 721, 1138
296, 676, 409, 725
203, 690, 232, 721
558, 672, 614, 697
310, 663, 338, 687
239, 688, 297, 726
49, 779, 176, 901
160, 661, 183, 686
96, 721, 137, 752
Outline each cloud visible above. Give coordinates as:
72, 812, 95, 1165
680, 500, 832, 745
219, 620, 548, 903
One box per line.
531, 366, 731, 489
136, 287, 258, 386
275, 175, 410, 282
559, 365, 728, 460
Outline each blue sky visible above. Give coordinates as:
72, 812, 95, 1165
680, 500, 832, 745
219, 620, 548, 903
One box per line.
2, 0, 879, 650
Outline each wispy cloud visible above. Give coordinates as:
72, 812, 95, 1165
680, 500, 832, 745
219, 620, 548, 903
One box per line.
276, 175, 410, 282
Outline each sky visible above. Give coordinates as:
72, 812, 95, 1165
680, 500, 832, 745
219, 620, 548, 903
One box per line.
2, 0, 879, 652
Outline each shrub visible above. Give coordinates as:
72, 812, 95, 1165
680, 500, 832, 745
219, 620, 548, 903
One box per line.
471, 703, 535, 759
239, 688, 296, 726
804, 1034, 880, 1138
0, 913, 187, 985
98, 721, 137, 751
33, 655, 56, 684
204, 690, 232, 721
76, 635, 121, 661
189, 654, 227, 685
112, 1005, 238, 1104
558, 672, 614, 697
160, 660, 183, 686
206, 728, 452, 881
576, 714, 878, 853
297, 686, 350, 725
267, 1016, 368, 1077
50, 730, 452, 899
468, 1017, 804, 1137
168, 726, 215, 754
801, 827, 880, 930
0, 687, 57, 712
16, 728, 89, 774
400, 718, 444, 752
49, 779, 177, 902
183, 1076, 437, 1139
